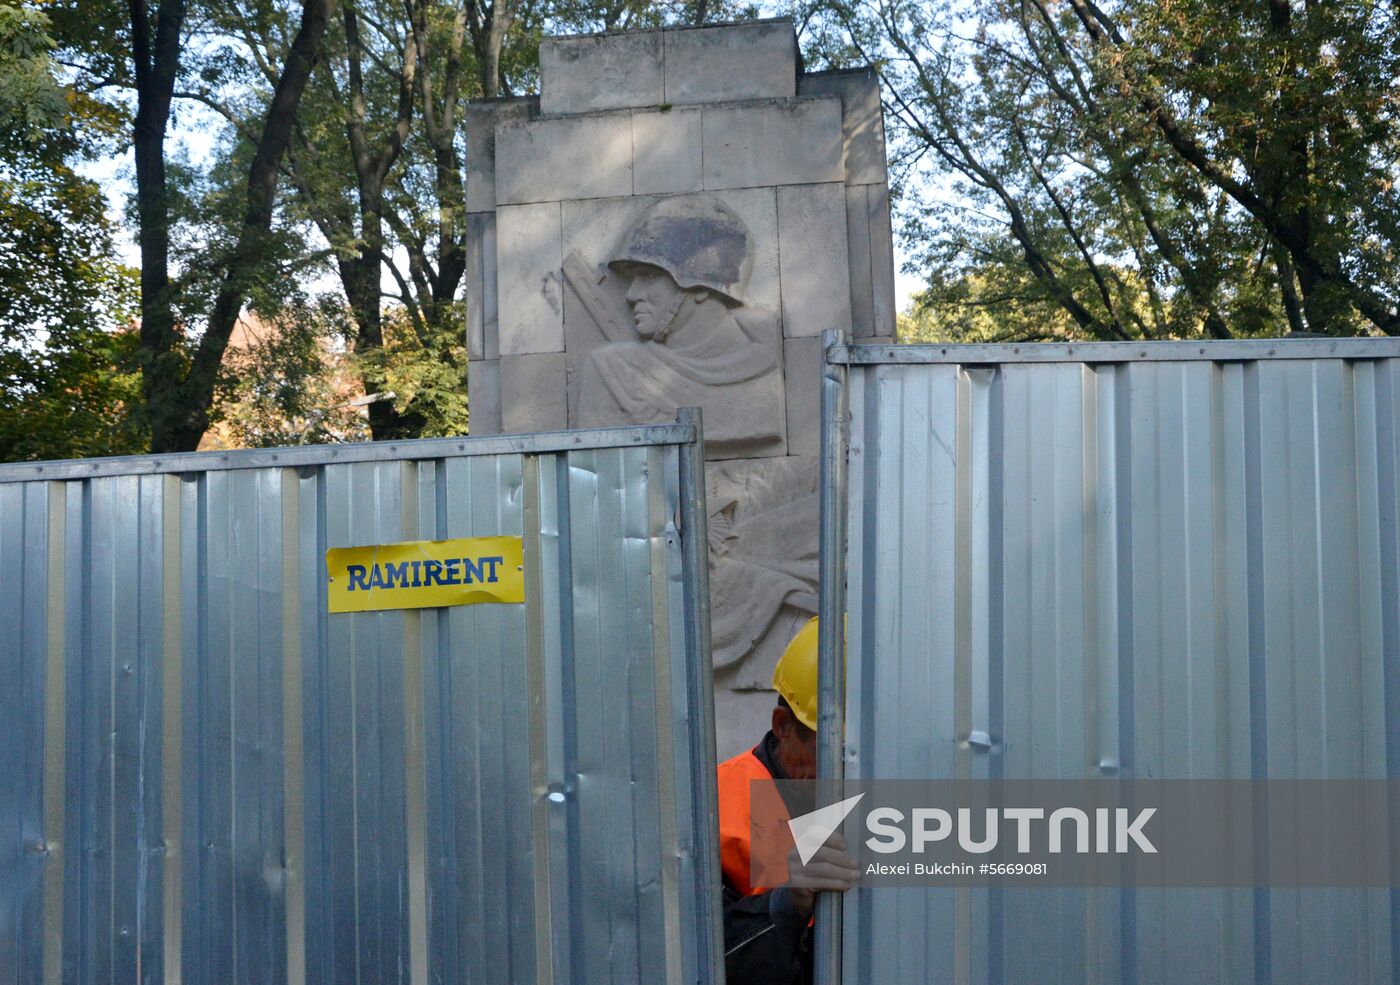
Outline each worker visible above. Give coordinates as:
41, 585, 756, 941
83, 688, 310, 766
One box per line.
717, 616, 860, 984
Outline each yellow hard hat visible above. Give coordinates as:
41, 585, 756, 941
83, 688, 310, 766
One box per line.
772, 616, 820, 731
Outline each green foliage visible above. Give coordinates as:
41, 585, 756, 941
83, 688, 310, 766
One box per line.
0, 2, 147, 461
210, 297, 369, 448
358, 308, 471, 439
899, 271, 1080, 343
208, 298, 471, 449
1, 3, 114, 338
0, 295, 150, 462
806, 0, 1400, 339
1122, 0, 1399, 333
0, 4, 69, 142
6, 0, 779, 458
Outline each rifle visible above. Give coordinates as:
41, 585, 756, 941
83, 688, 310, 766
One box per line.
562, 250, 633, 344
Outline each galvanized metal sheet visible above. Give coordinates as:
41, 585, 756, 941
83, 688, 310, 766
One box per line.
0, 423, 720, 985
832, 343, 1400, 985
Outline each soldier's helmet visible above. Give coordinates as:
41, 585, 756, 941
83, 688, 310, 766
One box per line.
608, 197, 753, 306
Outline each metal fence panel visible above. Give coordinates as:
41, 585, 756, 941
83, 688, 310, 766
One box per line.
0, 422, 721, 985
831, 341, 1400, 985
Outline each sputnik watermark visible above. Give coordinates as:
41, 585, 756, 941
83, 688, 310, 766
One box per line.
789, 793, 866, 865
749, 779, 1400, 888
862, 806, 1158, 855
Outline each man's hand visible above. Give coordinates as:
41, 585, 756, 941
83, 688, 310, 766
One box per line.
784, 832, 860, 919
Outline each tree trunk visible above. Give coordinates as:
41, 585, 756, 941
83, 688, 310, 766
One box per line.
341, 244, 426, 440
165, 0, 335, 450
132, 0, 334, 451
339, 2, 422, 440
476, 0, 515, 98
128, 0, 187, 452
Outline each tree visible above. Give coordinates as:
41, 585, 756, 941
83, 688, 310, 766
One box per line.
124, 0, 189, 449
133, 0, 333, 450
214, 0, 760, 442
204, 303, 371, 449
15, 0, 762, 457
0, 2, 147, 461
177, 0, 335, 449
42, 0, 333, 451
1, 4, 115, 340
207, 0, 535, 440
810, 0, 1399, 340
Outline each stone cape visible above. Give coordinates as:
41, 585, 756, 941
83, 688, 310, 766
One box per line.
707, 456, 819, 672
569, 295, 785, 458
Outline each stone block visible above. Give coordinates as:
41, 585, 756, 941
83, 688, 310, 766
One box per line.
466, 98, 534, 213
798, 68, 888, 186
868, 183, 897, 338
782, 336, 822, 456
467, 359, 501, 436
664, 20, 798, 106
495, 113, 634, 206
465, 103, 496, 213
465, 212, 498, 360
702, 97, 843, 191
540, 31, 664, 115
777, 183, 852, 338
845, 184, 874, 338
500, 353, 567, 433
497, 202, 564, 355
631, 107, 703, 195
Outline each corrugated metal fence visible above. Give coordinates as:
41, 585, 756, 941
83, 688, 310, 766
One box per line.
0, 418, 721, 985
826, 339, 1400, 985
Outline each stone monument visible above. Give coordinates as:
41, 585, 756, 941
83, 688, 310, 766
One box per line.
464, 18, 896, 758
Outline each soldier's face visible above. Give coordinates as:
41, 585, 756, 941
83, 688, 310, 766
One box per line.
623, 266, 687, 340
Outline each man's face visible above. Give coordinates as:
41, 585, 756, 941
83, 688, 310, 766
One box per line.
622, 264, 687, 341
772, 705, 818, 781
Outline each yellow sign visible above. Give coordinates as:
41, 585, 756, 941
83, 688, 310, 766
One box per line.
326, 536, 525, 613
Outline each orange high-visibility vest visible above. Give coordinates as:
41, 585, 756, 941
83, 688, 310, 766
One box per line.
717, 747, 794, 897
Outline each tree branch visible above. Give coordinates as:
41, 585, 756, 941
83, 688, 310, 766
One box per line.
1016, 127, 1129, 339
175, 0, 335, 449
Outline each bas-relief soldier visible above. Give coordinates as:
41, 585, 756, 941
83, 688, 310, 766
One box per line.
569, 197, 786, 459
565, 195, 819, 675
